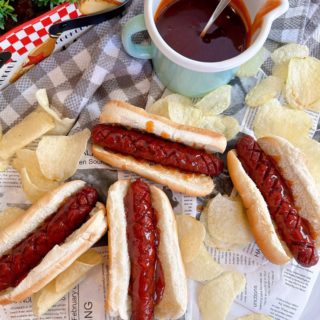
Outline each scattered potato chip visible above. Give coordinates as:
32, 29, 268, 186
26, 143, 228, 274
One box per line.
272, 62, 289, 82
0, 158, 9, 172
237, 48, 268, 77
286, 57, 320, 110
253, 99, 312, 141
203, 194, 252, 250
20, 168, 50, 202
185, 244, 223, 281
221, 116, 240, 140
168, 102, 202, 126
195, 85, 231, 115
271, 43, 309, 64
32, 249, 102, 316
13, 149, 60, 191
0, 109, 55, 160
199, 115, 239, 140
198, 271, 246, 320
146, 94, 193, 119
237, 313, 273, 320
175, 215, 206, 263
0, 208, 25, 231
36, 89, 75, 135
245, 76, 283, 107
294, 137, 320, 187
36, 129, 90, 181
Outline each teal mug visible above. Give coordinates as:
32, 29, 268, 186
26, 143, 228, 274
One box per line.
122, 0, 289, 97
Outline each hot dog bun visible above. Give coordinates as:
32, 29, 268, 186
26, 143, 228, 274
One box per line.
99, 100, 226, 153
106, 180, 187, 319
0, 180, 107, 304
92, 100, 226, 197
228, 136, 320, 265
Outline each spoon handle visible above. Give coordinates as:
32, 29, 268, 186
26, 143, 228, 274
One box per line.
200, 0, 232, 38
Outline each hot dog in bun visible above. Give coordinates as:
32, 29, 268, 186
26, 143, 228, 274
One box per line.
106, 179, 187, 319
91, 100, 227, 197
228, 135, 320, 267
0, 180, 107, 303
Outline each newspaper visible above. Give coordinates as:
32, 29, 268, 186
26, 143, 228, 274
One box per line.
1, 73, 320, 320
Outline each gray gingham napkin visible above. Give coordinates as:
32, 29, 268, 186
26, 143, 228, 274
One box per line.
0, 0, 320, 130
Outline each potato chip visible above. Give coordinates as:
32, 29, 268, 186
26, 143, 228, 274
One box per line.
36, 129, 90, 181
253, 99, 312, 141
195, 85, 231, 115
0, 158, 9, 172
185, 244, 223, 281
36, 89, 75, 135
245, 76, 283, 107
201, 211, 241, 250
199, 115, 239, 140
146, 94, 193, 120
221, 116, 240, 140
272, 62, 289, 82
237, 313, 273, 320
175, 215, 206, 263
0, 109, 55, 160
286, 57, 320, 110
198, 271, 246, 320
294, 137, 320, 187
204, 194, 252, 250
0, 208, 25, 231
236, 48, 268, 78
13, 149, 60, 191
271, 43, 309, 64
168, 102, 202, 126
32, 249, 102, 316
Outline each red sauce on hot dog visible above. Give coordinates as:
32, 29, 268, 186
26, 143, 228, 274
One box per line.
0, 186, 98, 291
92, 124, 224, 177
125, 180, 165, 320
236, 135, 318, 267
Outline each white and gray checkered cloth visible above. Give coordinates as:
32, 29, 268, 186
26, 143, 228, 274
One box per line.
0, 0, 319, 132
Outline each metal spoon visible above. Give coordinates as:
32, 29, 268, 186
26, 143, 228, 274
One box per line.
200, 0, 232, 38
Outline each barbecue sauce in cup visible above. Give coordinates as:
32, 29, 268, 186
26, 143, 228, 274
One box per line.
155, 0, 249, 62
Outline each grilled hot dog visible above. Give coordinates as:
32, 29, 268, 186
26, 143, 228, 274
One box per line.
106, 179, 187, 319
0, 181, 107, 304
91, 100, 227, 197
228, 135, 320, 267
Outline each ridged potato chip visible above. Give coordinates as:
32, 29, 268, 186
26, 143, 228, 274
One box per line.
271, 43, 309, 64
294, 137, 320, 187
272, 62, 289, 82
0, 109, 55, 160
245, 76, 283, 107
176, 215, 206, 263
204, 194, 252, 250
20, 168, 50, 202
146, 94, 193, 119
32, 249, 102, 316
185, 244, 223, 281
237, 313, 273, 320
236, 48, 268, 78
199, 115, 239, 141
36, 129, 90, 181
253, 99, 312, 141
168, 103, 202, 126
36, 89, 75, 135
13, 149, 60, 191
286, 57, 320, 110
195, 85, 231, 115
0, 207, 25, 231
198, 271, 246, 320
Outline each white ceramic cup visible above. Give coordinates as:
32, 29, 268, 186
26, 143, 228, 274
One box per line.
122, 0, 289, 97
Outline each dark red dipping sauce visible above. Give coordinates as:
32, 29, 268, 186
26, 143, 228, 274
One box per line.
155, 0, 248, 62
